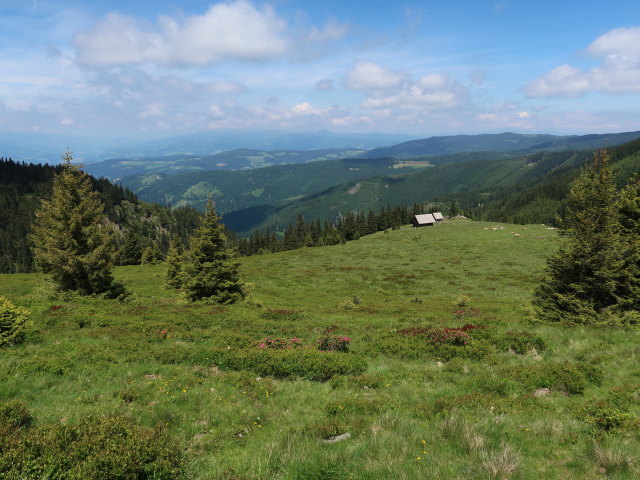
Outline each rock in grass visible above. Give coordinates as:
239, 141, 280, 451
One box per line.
533, 387, 550, 397
323, 432, 351, 444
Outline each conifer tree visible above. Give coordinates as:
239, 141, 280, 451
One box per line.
119, 230, 143, 265
165, 237, 184, 289
532, 149, 623, 322
30, 152, 122, 297
180, 197, 244, 304
141, 244, 163, 264
616, 175, 640, 311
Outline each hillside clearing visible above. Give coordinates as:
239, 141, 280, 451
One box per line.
1, 219, 638, 479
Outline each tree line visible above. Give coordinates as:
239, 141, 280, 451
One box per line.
0, 157, 200, 273
235, 202, 450, 256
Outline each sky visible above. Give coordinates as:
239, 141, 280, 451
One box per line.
2, 0, 640, 138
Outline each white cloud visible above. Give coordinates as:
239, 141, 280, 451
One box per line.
292, 102, 315, 115
74, 1, 348, 68
524, 26, 640, 97
352, 70, 469, 110
517, 111, 530, 118
74, 1, 288, 67
343, 61, 407, 91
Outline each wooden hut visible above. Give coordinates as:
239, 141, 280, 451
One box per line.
412, 214, 436, 227
433, 212, 444, 221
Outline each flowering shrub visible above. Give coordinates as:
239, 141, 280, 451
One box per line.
318, 335, 351, 353
429, 328, 470, 346
258, 336, 304, 349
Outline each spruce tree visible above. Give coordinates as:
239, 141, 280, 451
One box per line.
30, 152, 121, 296
141, 244, 163, 265
616, 175, 640, 312
165, 237, 184, 289
119, 230, 143, 265
180, 197, 244, 304
532, 150, 623, 322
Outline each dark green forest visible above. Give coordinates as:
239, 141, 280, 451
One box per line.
0, 158, 200, 273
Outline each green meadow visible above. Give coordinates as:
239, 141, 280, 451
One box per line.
1, 219, 639, 479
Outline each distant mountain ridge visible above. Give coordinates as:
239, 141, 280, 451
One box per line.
362, 131, 640, 159
0, 130, 414, 165
84, 147, 367, 180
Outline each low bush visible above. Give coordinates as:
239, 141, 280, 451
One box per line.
260, 309, 305, 322
501, 330, 546, 354
0, 296, 31, 347
0, 404, 184, 480
508, 361, 602, 395
581, 401, 638, 432
258, 336, 304, 350
210, 348, 366, 381
317, 335, 351, 352
0, 400, 33, 430
330, 374, 383, 390
364, 328, 492, 361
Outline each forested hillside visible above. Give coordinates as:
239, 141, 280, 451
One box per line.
0, 158, 201, 273
121, 157, 428, 214
436, 138, 640, 224
224, 139, 640, 233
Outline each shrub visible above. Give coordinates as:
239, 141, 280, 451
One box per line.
581, 401, 638, 432
210, 348, 366, 381
501, 330, 546, 354
0, 407, 184, 480
509, 361, 602, 395
330, 374, 383, 390
0, 296, 31, 347
318, 335, 351, 352
258, 336, 304, 350
0, 400, 33, 430
260, 309, 304, 322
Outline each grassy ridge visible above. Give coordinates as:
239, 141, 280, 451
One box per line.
1, 219, 639, 479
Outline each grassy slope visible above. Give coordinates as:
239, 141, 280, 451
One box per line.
2, 219, 639, 479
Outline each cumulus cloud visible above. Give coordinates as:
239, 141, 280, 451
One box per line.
343, 61, 407, 91
344, 62, 469, 111
75, 1, 287, 67
74, 1, 347, 68
524, 26, 640, 97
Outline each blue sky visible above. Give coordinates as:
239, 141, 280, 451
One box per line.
2, 0, 640, 137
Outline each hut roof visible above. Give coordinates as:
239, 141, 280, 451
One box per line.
414, 214, 436, 225
433, 212, 444, 221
